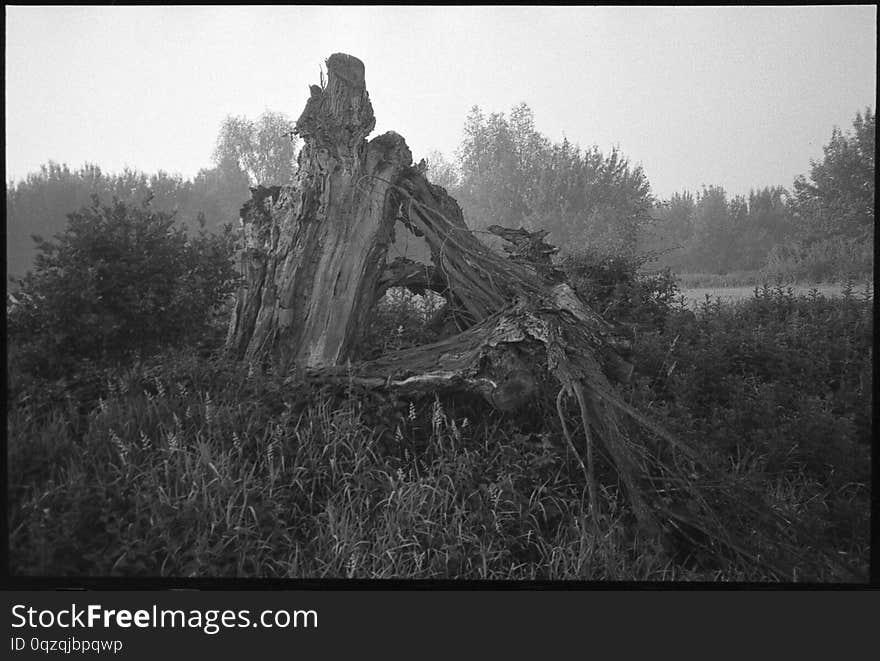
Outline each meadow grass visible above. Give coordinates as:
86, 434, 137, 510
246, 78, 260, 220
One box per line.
7, 285, 872, 580
678, 280, 872, 308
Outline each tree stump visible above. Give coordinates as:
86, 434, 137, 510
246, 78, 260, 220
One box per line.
227, 53, 413, 370
224, 53, 795, 576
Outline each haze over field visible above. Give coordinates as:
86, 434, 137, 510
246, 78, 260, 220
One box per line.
5, 5, 877, 199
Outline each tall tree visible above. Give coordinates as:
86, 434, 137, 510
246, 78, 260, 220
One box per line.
456, 104, 542, 232
640, 191, 696, 271
690, 185, 737, 272
423, 149, 460, 192
212, 110, 299, 186
455, 103, 651, 254
658, 190, 696, 246
183, 165, 251, 233
737, 186, 792, 270
791, 107, 874, 242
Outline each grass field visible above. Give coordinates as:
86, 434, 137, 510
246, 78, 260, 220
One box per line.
679, 282, 873, 307
8, 282, 871, 581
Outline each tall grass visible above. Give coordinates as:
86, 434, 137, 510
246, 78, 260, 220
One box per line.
7, 285, 871, 580
8, 356, 679, 579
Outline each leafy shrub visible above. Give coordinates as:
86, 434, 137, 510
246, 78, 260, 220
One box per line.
561, 246, 680, 330
623, 285, 871, 578
7, 196, 239, 380
630, 284, 872, 482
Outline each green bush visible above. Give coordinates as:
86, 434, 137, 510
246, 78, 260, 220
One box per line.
7, 196, 239, 380
630, 284, 872, 482
561, 246, 680, 330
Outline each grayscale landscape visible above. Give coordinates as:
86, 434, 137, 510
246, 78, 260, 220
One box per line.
6, 6, 874, 581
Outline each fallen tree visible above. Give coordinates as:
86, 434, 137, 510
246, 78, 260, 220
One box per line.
225, 53, 799, 575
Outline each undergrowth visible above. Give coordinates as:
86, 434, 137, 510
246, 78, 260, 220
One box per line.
7, 279, 872, 581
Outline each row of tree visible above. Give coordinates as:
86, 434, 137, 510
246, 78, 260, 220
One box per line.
6, 111, 298, 279
6, 103, 874, 282
425, 103, 652, 254
644, 185, 792, 273
643, 107, 873, 277
424, 104, 873, 280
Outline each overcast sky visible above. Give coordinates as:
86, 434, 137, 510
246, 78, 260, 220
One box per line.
5, 5, 876, 199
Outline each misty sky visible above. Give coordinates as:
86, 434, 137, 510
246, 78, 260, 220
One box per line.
5, 6, 877, 200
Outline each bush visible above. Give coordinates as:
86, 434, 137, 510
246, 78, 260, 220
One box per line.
561, 246, 680, 330
630, 284, 873, 480
624, 286, 871, 578
7, 196, 239, 380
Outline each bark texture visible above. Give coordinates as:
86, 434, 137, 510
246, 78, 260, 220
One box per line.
227, 53, 413, 370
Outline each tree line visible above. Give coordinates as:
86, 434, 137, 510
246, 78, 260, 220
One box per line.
6, 104, 873, 283
426, 103, 873, 282
644, 108, 873, 280
6, 111, 297, 280
423, 104, 652, 255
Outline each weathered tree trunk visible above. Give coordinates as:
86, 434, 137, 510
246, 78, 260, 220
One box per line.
225, 53, 796, 576
227, 53, 413, 371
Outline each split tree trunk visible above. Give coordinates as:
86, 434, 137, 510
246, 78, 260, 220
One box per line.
223, 50, 685, 527
226, 52, 630, 394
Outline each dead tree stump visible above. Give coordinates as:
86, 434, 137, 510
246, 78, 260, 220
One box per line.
224, 53, 796, 576
227, 53, 413, 370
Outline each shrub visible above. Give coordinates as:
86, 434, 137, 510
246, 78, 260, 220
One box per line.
629, 284, 873, 482
7, 196, 239, 380
561, 246, 680, 330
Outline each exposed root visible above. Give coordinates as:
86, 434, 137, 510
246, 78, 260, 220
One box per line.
556, 388, 597, 530
571, 383, 600, 532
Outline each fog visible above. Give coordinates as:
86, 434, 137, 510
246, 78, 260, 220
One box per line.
5, 5, 876, 199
